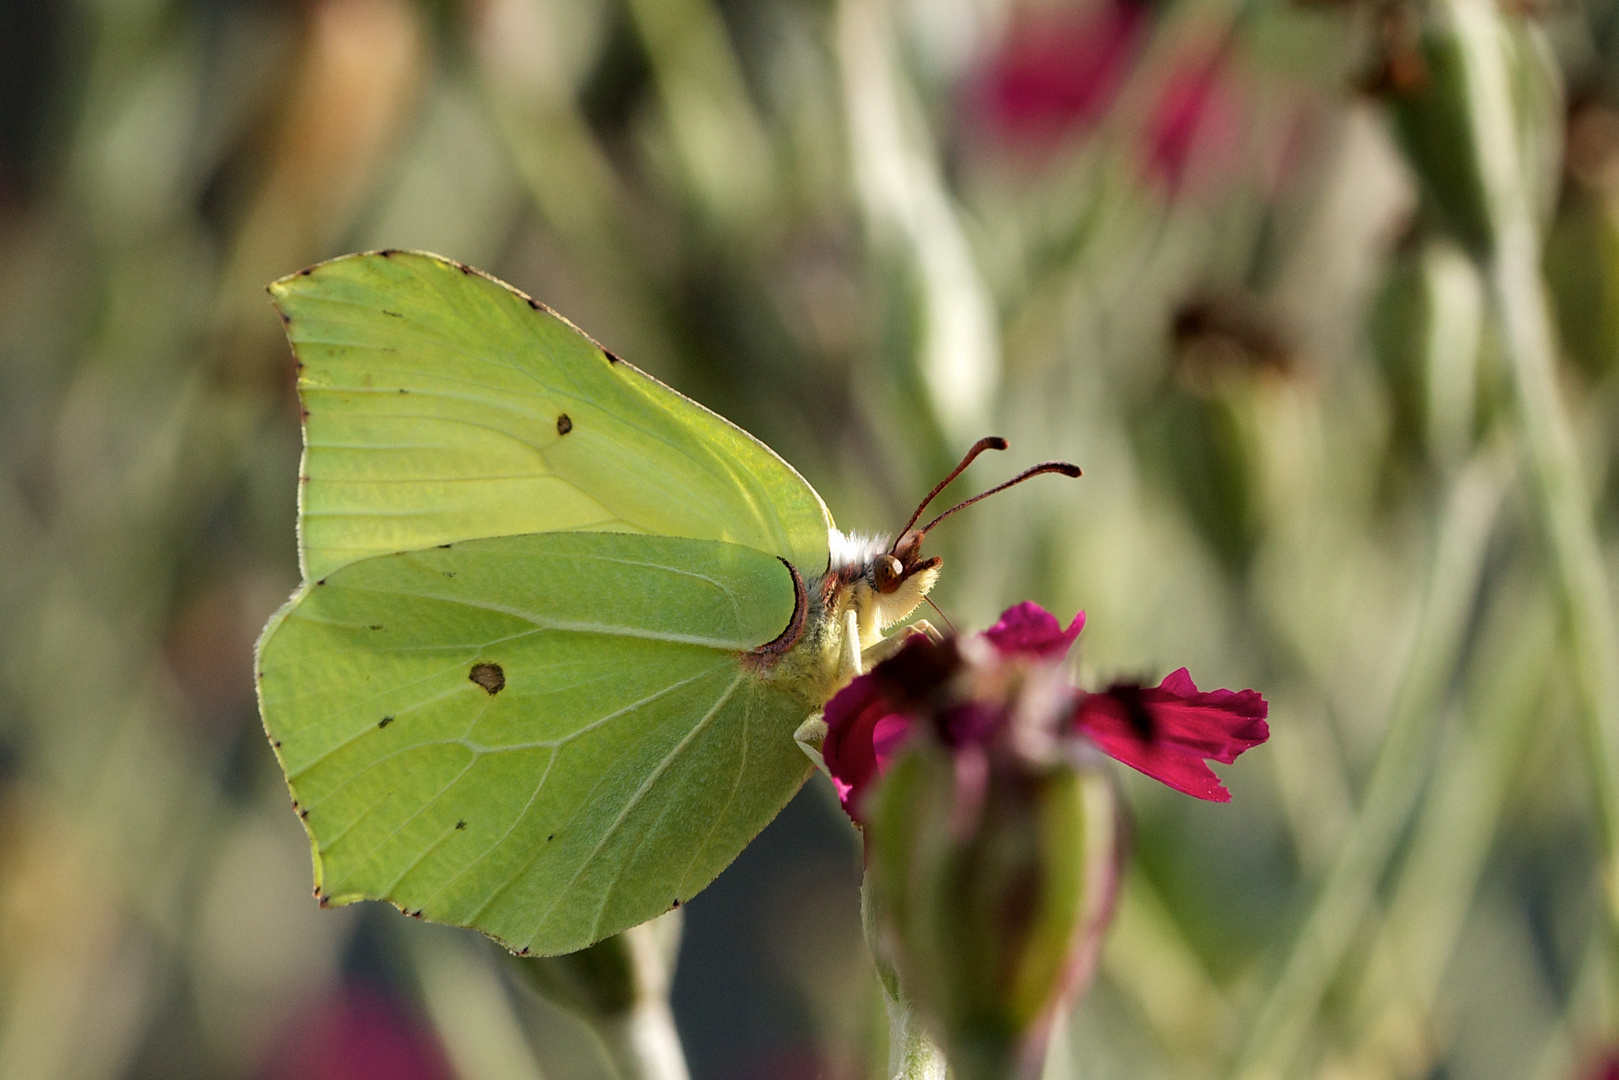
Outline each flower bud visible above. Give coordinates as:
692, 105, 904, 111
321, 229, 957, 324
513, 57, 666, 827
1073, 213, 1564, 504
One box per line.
818, 603, 1267, 1080
1544, 101, 1619, 379
1369, 236, 1496, 465
1381, 1, 1561, 257
864, 723, 1118, 1080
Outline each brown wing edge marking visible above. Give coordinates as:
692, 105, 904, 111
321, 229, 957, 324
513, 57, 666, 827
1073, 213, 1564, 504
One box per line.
749, 558, 807, 660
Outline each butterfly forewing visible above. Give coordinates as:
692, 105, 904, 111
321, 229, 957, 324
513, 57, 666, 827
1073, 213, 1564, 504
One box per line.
275, 251, 832, 581
257, 532, 813, 955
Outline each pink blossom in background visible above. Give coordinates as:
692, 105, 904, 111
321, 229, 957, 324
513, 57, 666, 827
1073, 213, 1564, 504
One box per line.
1142, 54, 1243, 192
259, 986, 452, 1080
973, 1, 1148, 145
1584, 1052, 1619, 1080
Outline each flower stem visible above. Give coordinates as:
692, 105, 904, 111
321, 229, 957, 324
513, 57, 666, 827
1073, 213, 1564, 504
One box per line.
1489, 203, 1619, 904
590, 999, 691, 1080
1455, 0, 1619, 960
508, 914, 691, 1080
1232, 446, 1512, 1078
884, 997, 950, 1080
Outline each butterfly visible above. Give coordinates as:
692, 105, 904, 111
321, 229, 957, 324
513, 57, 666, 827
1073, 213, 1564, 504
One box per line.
256, 250, 1079, 956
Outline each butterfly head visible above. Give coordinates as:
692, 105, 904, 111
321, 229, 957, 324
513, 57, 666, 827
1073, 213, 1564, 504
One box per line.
841, 533, 944, 646
837, 439, 1082, 650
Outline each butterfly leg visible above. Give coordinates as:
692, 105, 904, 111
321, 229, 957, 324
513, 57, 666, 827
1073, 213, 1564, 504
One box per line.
840, 609, 864, 681
793, 714, 829, 773
860, 619, 944, 667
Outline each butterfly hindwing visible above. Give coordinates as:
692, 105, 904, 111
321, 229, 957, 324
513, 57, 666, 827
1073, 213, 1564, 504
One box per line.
274, 250, 833, 581
256, 531, 813, 955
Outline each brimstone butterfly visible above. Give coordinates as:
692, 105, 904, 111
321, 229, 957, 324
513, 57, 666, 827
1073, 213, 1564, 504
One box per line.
256, 250, 1078, 956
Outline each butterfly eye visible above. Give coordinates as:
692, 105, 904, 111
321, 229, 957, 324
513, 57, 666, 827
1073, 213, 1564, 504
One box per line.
873, 554, 905, 593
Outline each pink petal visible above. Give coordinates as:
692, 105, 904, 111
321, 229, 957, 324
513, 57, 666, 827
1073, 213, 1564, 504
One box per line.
1073, 669, 1268, 801
820, 635, 962, 823
976, 2, 1147, 144
983, 602, 1085, 660
872, 714, 914, 769
822, 673, 921, 823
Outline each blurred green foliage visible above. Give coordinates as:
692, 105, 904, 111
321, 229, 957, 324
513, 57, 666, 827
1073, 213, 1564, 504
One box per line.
0, 0, 1617, 1078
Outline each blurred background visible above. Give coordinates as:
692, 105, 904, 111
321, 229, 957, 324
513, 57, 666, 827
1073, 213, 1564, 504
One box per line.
2, 0, 1618, 1078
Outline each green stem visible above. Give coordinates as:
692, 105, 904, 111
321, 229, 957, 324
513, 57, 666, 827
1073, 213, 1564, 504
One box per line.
590, 1000, 691, 1080
1346, 578, 1560, 1072
1232, 447, 1512, 1079
884, 998, 950, 1080
1455, 0, 1619, 957
509, 915, 691, 1080
1489, 211, 1619, 909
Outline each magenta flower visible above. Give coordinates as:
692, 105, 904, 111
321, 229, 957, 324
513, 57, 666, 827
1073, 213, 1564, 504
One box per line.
820, 602, 1268, 821
819, 667, 913, 823
982, 601, 1085, 658
973, 3, 1148, 145
259, 986, 452, 1080
1143, 56, 1242, 192
1071, 670, 1269, 802
1582, 1049, 1619, 1080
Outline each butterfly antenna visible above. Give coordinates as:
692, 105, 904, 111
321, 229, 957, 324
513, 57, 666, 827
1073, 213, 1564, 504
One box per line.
916, 461, 1083, 536
890, 437, 1008, 553
924, 595, 957, 636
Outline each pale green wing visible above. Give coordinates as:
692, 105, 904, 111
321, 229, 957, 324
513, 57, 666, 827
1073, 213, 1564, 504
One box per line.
256, 531, 813, 956
272, 250, 832, 582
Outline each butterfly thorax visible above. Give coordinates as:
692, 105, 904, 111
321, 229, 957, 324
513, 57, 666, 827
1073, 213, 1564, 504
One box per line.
758, 529, 941, 706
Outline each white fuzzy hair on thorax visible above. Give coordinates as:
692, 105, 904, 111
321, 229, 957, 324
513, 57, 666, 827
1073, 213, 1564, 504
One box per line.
828, 528, 888, 571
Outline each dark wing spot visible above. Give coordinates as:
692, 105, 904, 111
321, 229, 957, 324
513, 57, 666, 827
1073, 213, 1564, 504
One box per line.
315, 578, 327, 586
556, 413, 573, 435
455, 820, 467, 830
526, 297, 541, 310
442, 570, 456, 579
271, 738, 282, 748
298, 267, 313, 276
603, 349, 623, 365
382, 309, 403, 318
298, 807, 309, 820
516, 947, 530, 956
546, 833, 555, 842
398, 387, 409, 394
379, 248, 397, 257
278, 311, 291, 325
671, 898, 681, 909
378, 715, 394, 729
368, 624, 383, 631
438, 543, 452, 549
469, 663, 505, 695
